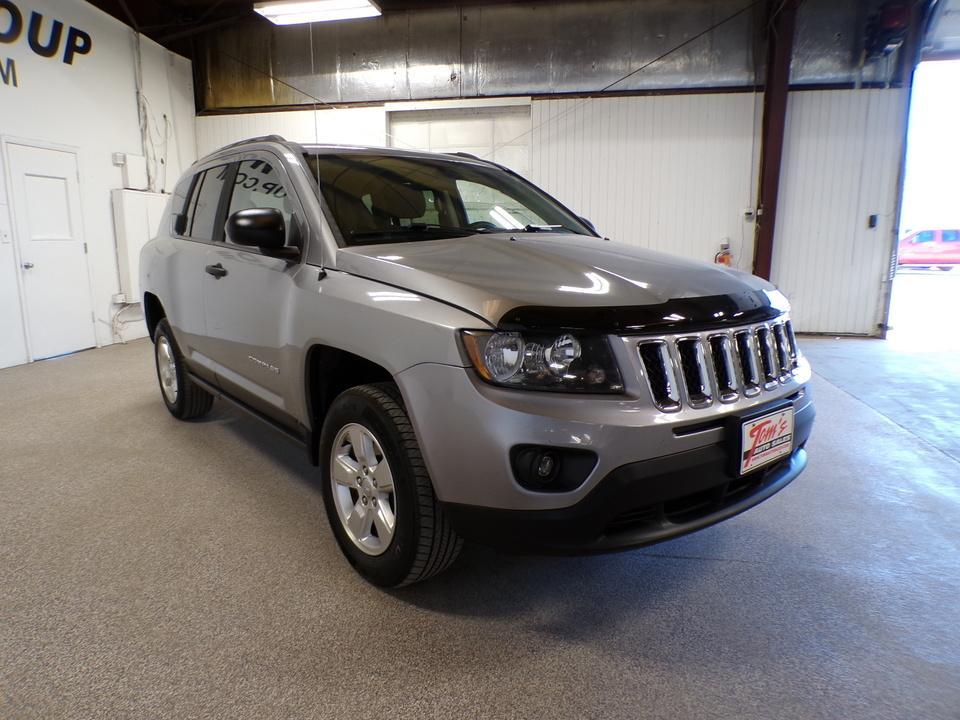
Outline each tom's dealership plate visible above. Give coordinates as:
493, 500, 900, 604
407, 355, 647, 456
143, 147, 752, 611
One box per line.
739, 407, 794, 475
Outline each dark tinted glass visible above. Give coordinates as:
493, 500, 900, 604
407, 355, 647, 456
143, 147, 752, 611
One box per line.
304, 153, 591, 245
189, 165, 230, 241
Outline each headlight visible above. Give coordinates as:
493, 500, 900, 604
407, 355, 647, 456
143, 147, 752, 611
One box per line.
461, 330, 624, 393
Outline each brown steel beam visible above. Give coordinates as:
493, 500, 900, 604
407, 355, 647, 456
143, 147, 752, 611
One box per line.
752, 0, 800, 280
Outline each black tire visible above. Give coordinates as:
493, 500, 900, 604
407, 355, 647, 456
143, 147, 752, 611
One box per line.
319, 383, 462, 587
153, 318, 214, 421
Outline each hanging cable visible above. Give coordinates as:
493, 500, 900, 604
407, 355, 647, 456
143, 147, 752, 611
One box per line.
483, 0, 765, 159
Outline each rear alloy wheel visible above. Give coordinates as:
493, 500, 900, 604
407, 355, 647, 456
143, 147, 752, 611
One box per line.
320, 383, 462, 586
153, 318, 214, 421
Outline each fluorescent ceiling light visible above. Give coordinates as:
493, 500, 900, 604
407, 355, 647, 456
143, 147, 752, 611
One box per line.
254, 0, 381, 25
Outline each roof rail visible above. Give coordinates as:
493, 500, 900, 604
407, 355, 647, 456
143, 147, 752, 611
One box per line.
216, 134, 289, 152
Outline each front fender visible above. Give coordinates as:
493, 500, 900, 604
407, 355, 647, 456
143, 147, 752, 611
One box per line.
285, 265, 493, 424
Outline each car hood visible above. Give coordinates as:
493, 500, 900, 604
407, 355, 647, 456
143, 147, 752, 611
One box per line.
335, 233, 787, 332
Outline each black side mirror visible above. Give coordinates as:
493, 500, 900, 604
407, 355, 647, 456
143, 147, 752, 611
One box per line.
225, 208, 299, 260
579, 216, 598, 235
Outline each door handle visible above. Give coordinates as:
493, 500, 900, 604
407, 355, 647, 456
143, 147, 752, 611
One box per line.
22, 262, 34, 269
205, 263, 228, 279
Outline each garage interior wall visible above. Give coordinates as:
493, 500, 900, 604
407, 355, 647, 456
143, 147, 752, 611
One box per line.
0, 0, 196, 368
195, 108, 388, 157
529, 93, 763, 272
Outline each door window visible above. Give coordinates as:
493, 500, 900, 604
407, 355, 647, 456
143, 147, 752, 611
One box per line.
226, 159, 298, 245
188, 166, 230, 241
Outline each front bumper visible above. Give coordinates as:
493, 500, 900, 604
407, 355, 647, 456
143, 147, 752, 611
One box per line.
442, 445, 807, 554
395, 357, 813, 512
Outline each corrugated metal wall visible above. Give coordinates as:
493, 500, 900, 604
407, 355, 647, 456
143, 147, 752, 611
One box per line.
195, 0, 901, 110
771, 89, 907, 335
528, 93, 763, 271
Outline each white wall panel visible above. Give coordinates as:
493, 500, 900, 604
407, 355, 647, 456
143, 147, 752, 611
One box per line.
0, 0, 196, 362
195, 107, 388, 157
388, 106, 531, 175
529, 94, 762, 270
771, 89, 907, 335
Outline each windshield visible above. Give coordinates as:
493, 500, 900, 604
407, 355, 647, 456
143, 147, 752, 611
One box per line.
304, 152, 592, 245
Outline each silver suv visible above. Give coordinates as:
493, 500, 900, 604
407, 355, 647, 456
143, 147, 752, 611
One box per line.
141, 135, 814, 586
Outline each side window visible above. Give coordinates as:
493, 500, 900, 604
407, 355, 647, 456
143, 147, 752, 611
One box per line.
189, 165, 230, 241
227, 159, 297, 245
941, 229, 959, 243
916, 230, 936, 243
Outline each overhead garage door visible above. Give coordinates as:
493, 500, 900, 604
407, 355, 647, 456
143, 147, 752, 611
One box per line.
770, 89, 908, 336
387, 106, 531, 176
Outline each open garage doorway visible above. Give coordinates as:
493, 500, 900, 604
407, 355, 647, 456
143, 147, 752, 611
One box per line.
888, 59, 960, 350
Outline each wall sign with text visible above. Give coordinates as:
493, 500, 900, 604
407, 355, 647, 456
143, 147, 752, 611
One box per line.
1, 1, 93, 88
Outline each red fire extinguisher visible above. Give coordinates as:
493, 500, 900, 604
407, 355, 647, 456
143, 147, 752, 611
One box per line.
714, 241, 733, 266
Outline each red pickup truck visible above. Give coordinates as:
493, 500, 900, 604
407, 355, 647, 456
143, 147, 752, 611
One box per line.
898, 229, 960, 269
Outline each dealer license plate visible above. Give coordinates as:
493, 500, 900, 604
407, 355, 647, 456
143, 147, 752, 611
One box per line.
738, 406, 794, 476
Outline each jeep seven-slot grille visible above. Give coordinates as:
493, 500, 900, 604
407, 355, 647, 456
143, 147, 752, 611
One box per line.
637, 317, 800, 412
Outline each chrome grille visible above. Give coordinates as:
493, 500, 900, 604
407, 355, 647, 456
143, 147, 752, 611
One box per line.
707, 334, 738, 403
637, 341, 681, 412
676, 338, 712, 408
733, 330, 762, 397
636, 316, 801, 412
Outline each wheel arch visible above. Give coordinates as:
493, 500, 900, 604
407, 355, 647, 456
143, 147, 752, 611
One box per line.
143, 292, 165, 342
305, 344, 394, 465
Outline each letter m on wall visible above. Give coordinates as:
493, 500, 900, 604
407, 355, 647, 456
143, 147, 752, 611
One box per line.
0, 57, 16, 86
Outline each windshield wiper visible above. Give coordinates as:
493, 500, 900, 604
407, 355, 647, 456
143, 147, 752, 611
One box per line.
518, 224, 571, 233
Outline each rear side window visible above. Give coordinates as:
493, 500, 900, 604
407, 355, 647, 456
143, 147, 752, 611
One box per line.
942, 229, 959, 242
189, 166, 230, 241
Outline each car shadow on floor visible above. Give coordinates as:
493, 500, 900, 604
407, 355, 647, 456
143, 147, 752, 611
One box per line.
202, 400, 741, 628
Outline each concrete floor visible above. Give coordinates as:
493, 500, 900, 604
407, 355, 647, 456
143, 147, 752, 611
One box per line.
1, 336, 958, 719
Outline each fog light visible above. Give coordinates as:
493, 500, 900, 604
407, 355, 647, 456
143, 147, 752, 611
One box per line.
510, 445, 597, 493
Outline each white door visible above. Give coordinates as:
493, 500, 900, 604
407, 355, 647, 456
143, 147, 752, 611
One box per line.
6, 143, 96, 360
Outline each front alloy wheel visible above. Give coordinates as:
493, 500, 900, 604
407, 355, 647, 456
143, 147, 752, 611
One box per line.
319, 383, 462, 586
330, 423, 397, 556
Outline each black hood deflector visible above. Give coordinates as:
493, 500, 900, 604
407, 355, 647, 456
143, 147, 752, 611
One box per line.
498, 289, 788, 334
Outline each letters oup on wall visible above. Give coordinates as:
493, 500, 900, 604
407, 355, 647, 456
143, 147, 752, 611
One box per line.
1, 0, 94, 87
